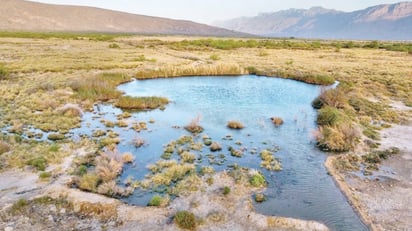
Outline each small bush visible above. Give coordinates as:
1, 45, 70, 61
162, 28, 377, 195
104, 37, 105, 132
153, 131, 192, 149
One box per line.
0, 63, 9, 80
270, 117, 284, 127
317, 106, 344, 126
210, 142, 222, 152
254, 193, 266, 203
174, 210, 197, 230
122, 152, 135, 163
227, 120, 244, 129
0, 141, 10, 155
223, 186, 231, 195
39, 171, 51, 179
209, 54, 220, 61
184, 115, 204, 134
11, 199, 28, 214
108, 43, 120, 49
47, 133, 65, 141
27, 157, 47, 171
147, 195, 169, 207
78, 173, 100, 192
249, 172, 266, 187
97, 181, 133, 197
246, 66, 259, 75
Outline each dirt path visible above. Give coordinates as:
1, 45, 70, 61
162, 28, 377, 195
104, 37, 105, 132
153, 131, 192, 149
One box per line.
326, 120, 412, 231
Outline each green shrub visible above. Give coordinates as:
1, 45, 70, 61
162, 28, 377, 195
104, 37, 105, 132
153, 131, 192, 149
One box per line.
317, 106, 344, 126
250, 172, 266, 187
223, 186, 231, 195
27, 157, 47, 171
312, 97, 324, 109
174, 210, 197, 230
39, 171, 51, 179
254, 193, 266, 203
11, 199, 28, 214
148, 195, 162, 206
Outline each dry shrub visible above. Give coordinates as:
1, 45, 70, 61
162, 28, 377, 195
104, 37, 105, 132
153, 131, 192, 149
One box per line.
95, 155, 123, 182
210, 142, 222, 152
184, 115, 204, 133
319, 88, 347, 109
0, 140, 11, 155
57, 103, 83, 117
132, 136, 145, 148
270, 117, 284, 127
316, 123, 360, 152
77, 202, 118, 221
121, 152, 135, 163
78, 173, 100, 192
97, 181, 134, 197
227, 120, 244, 129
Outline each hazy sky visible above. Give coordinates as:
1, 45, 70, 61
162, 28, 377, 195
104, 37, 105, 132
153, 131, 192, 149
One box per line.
29, 0, 405, 24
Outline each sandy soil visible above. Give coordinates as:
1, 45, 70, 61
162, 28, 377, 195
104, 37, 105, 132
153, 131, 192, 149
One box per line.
326, 119, 412, 231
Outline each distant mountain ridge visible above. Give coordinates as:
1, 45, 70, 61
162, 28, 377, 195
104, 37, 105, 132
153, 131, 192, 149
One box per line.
214, 2, 412, 40
0, 0, 245, 37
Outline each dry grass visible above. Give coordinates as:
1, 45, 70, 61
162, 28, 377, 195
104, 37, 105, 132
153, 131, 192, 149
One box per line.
184, 115, 204, 134
270, 117, 284, 127
227, 120, 245, 129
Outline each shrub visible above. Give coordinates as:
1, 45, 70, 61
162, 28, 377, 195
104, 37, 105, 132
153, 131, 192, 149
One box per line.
223, 186, 231, 195
317, 106, 344, 126
209, 54, 220, 61
184, 115, 204, 134
11, 199, 28, 214
39, 171, 51, 179
108, 43, 120, 49
319, 88, 347, 108
174, 210, 197, 230
249, 171, 266, 187
122, 152, 135, 163
47, 133, 65, 141
254, 193, 266, 203
0, 63, 9, 80
97, 181, 133, 197
210, 142, 222, 152
78, 173, 100, 192
316, 123, 359, 152
0, 141, 10, 155
95, 156, 123, 182
27, 157, 47, 171
270, 117, 284, 127
246, 66, 259, 75
227, 120, 244, 129
147, 195, 169, 207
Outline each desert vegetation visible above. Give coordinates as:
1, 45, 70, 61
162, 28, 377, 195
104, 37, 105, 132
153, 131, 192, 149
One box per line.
0, 32, 411, 230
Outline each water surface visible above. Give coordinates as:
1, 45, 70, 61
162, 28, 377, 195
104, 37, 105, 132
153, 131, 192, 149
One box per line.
78, 75, 367, 231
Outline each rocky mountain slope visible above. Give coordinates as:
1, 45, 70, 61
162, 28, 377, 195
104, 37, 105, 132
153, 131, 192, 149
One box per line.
214, 2, 412, 40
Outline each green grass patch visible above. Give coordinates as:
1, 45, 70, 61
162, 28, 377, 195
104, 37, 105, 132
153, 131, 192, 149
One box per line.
249, 172, 266, 187
174, 210, 197, 230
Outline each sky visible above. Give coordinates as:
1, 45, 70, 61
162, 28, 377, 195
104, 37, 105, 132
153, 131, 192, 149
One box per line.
29, 0, 405, 24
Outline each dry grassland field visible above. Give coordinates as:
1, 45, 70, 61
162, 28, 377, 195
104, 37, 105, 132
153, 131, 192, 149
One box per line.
0, 33, 411, 231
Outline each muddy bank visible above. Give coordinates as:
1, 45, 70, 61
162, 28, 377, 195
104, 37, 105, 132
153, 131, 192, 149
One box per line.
325, 120, 412, 231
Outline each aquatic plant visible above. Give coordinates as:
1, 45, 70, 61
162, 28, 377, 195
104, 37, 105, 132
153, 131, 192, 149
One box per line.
254, 193, 266, 203
184, 115, 204, 134
270, 117, 284, 127
174, 210, 197, 230
210, 142, 222, 152
122, 152, 135, 163
227, 120, 244, 129
249, 170, 266, 187
115, 96, 169, 110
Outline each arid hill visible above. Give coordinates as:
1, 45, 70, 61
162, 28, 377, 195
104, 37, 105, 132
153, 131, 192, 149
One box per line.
0, 0, 245, 37
214, 2, 412, 40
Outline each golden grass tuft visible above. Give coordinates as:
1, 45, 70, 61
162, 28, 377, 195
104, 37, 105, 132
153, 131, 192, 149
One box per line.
227, 120, 244, 129
0, 140, 11, 155
184, 115, 204, 134
270, 117, 284, 127
97, 180, 134, 197
95, 155, 123, 182
77, 202, 118, 221
115, 96, 169, 110
121, 152, 135, 163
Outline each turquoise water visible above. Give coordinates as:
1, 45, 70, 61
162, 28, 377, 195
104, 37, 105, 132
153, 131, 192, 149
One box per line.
75, 75, 367, 231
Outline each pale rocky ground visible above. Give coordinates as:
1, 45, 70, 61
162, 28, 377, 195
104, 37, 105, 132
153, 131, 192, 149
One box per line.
327, 104, 412, 231
0, 151, 328, 231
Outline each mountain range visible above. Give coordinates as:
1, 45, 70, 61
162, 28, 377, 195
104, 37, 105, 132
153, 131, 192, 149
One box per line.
214, 2, 412, 40
0, 0, 244, 37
